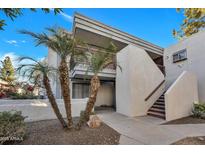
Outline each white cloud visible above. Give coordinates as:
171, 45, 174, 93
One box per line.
60, 12, 73, 23
4, 40, 27, 46
37, 57, 46, 62
0, 52, 44, 68
6, 40, 17, 45
50, 8, 73, 23
0, 52, 45, 82
0, 52, 19, 67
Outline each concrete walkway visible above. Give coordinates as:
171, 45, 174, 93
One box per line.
97, 111, 205, 145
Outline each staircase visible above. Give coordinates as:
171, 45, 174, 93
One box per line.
147, 94, 165, 119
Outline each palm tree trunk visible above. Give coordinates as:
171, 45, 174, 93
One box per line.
43, 75, 67, 128
84, 75, 100, 121
76, 75, 100, 129
59, 59, 73, 129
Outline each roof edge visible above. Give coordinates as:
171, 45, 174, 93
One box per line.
73, 12, 164, 52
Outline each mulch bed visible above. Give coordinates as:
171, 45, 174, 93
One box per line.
13, 119, 120, 145
172, 136, 205, 145
162, 116, 205, 125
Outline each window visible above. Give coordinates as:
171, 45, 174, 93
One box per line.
173, 49, 187, 63
72, 83, 90, 99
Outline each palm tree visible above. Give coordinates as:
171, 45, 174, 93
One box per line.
19, 27, 86, 129
17, 57, 67, 128
77, 42, 118, 128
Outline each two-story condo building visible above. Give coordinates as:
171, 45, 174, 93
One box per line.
48, 13, 200, 121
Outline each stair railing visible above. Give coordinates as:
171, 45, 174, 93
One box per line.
144, 80, 165, 101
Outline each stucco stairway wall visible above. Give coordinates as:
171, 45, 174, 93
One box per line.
116, 44, 165, 117
0, 99, 88, 122
165, 71, 198, 121
164, 31, 205, 102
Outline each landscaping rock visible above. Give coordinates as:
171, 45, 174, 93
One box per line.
14, 118, 120, 145
87, 115, 102, 128
198, 137, 205, 141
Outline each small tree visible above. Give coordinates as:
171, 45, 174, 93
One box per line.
173, 8, 205, 38
77, 42, 118, 128
0, 56, 15, 83
19, 27, 87, 129
17, 57, 67, 128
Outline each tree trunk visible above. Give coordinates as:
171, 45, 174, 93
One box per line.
76, 75, 100, 129
43, 75, 67, 128
58, 59, 73, 129
84, 75, 100, 121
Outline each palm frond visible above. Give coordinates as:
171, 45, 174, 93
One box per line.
19, 27, 87, 61
17, 56, 57, 85
87, 42, 118, 75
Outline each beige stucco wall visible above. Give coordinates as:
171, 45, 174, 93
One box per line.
165, 71, 198, 121
164, 31, 205, 102
95, 83, 115, 107
0, 99, 88, 122
116, 44, 165, 117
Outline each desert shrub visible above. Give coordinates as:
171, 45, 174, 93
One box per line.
0, 92, 6, 98
0, 111, 26, 144
4, 88, 17, 97
192, 103, 205, 119
10, 93, 38, 99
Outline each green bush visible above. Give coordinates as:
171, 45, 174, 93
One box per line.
10, 93, 38, 99
0, 111, 26, 144
192, 103, 205, 119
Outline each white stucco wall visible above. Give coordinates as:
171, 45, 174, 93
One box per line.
164, 31, 205, 102
47, 49, 73, 99
116, 44, 165, 117
47, 49, 61, 98
165, 71, 198, 121
0, 99, 87, 122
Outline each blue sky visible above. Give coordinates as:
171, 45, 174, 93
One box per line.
0, 8, 184, 65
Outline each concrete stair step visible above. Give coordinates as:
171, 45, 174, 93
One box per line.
157, 99, 165, 102
152, 104, 165, 109
149, 108, 165, 114
147, 111, 165, 119
155, 102, 165, 106
147, 92, 166, 119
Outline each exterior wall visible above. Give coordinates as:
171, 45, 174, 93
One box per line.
48, 48, 115, 105
71, 80, 115, 107
0, 99, 88, 122
95, 82, 115, 107
165, 71, 198, 121
164, 31, 205, 102
47, 48, 61, 98
45, 13, 166, 118
71, 63, 116, 79
116, 44, 165, 117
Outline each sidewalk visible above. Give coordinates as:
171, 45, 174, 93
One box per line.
97, 111, 205, 145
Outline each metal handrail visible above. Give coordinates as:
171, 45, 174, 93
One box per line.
144, 80, 165, 101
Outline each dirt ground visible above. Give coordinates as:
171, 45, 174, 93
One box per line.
162, 116, 205, 125
13, 119, 120, 145
172, 136, 205, 145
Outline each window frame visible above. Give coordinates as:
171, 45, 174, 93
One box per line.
172, 49, 187, 63
72, 82, 90, 99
